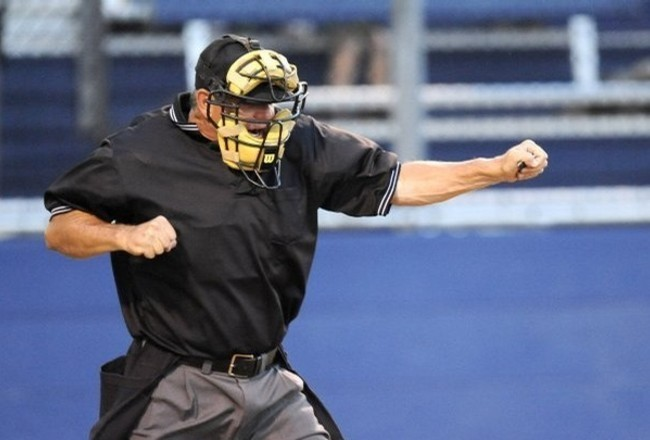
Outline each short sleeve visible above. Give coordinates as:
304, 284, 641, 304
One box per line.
44, 143, 126, 222
290, 117, 400, 217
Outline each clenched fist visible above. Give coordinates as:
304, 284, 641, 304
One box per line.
119, 215, 178, 259
501, 139, 549, 182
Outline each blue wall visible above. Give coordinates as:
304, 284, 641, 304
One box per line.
2, 226, 649, 439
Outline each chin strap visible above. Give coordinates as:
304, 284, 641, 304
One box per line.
241, 161, 282, 190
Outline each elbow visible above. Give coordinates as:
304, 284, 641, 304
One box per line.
392, 181, 446, 206
43, 221, 61, 252
391, 191, 416, 206
391, 185, 419, 206
43, 217, 78, 257
392, 180, 417, 206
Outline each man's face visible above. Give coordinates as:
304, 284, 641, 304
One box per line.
222, 102, 276, 139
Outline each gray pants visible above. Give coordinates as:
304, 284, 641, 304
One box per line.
131, 364, 330, 440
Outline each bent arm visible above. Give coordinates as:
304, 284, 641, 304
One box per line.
392, 139, 548, 206
44, 210, 177, 259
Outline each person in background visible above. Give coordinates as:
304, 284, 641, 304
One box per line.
327, 22, 389, 85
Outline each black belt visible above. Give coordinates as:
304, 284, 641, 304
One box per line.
180, 348, 279, 378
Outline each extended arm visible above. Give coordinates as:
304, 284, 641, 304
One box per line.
392, 139, 548, 206
44, 210, 177, 259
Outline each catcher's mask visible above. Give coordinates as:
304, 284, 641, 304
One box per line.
195, 35, 308, 189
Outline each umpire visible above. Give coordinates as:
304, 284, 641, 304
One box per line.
44, 34, 548, 439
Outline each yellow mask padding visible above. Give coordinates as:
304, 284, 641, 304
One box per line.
217, 108, 296, 171
225, 50, 299, 98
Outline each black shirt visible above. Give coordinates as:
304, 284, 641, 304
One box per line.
44, 93, 400, 358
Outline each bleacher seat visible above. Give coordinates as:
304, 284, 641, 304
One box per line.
152, 0, 650, 26
2, 0, 650, 196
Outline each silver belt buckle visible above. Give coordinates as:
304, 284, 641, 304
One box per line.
228, 353, 256, 378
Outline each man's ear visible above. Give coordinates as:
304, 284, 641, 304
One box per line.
195, 89, 211, 119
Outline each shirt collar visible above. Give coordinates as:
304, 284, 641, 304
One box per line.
169, 92, 216, 144
169, 92, 199, 132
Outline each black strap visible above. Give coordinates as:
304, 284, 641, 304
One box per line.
223, 33, 261, 51
277, 347, 345, 440
180, 348, 278, 378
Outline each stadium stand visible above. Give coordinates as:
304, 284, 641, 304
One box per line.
152, 0, 650, 27
1, 0, 649, 198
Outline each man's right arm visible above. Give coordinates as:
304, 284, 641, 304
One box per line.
44, 210, 177, 259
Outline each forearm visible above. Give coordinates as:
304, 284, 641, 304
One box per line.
45, 209, 178, 259
392, 139, 549, 206
44, 210, 128, 259
392, 157, 505, 206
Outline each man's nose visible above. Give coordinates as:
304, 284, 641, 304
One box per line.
239, 104, 274, 121
245, 120, 269, 132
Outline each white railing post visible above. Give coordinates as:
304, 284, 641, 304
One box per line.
392, 0, 426, 160
182, 19, 214, 91
569, 14, 600, 90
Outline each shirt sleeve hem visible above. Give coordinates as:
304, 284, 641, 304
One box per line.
377, 162, 401, 216
48, 205, 73, 219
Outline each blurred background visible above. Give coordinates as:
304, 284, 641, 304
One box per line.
1, 0, 649, 438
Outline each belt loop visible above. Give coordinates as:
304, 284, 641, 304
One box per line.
201, 360, 213, 375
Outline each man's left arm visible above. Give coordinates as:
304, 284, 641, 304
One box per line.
392, 139, 548, 206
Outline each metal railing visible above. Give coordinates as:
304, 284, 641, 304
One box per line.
305, 82, 650, 142
2, 4, 649, 234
